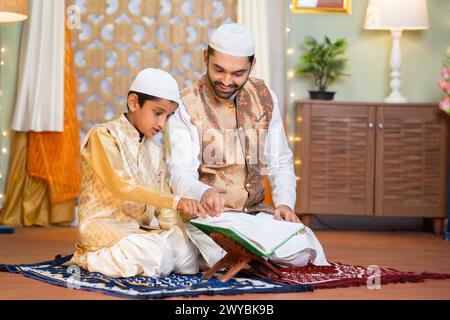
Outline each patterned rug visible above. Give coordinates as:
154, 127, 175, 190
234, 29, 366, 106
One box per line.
249, 262, 450, 289
0, 255, 313, 299
3, 255, 449, 299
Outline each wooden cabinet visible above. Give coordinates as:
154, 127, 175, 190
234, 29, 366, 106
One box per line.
294, 101, 449, 235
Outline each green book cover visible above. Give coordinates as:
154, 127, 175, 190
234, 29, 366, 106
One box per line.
189, 219, 304, 257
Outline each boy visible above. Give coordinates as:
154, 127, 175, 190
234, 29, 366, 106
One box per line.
70, 68, 204, 278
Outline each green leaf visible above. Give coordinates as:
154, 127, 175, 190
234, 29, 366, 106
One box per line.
295, 36, 349, 91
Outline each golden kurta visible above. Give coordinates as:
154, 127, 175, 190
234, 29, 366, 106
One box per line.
73, 114, 183, 259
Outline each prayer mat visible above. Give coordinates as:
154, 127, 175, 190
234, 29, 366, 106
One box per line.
0, 255, 313, 299
249, 262, 450, 289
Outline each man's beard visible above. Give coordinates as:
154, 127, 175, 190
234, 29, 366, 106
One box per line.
207, 71, 249, 99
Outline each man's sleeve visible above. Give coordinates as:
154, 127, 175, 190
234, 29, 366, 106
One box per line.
165, 102, 212, 201
263, 90, 297, 212
84, 126, 180, 210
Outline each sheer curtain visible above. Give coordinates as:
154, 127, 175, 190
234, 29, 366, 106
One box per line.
11, 0, 65, 132
238, 0, 287, 117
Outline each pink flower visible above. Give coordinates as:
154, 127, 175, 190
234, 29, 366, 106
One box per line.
439, 80, 450, 93
438, 96, 450, 112
440, 68, 450, 80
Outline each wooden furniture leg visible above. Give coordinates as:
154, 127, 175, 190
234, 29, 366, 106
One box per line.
202, 232, 284, 282
432, 218, 444, 236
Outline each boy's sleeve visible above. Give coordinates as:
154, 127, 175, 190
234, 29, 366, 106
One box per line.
84, 126, 180, 210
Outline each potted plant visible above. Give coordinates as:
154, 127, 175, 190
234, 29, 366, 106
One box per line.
295, 36, 349, 100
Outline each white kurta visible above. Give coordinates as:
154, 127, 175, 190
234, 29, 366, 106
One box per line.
166, 88, 329, 267
76, 225, 199, 278
166, 89, 297, 211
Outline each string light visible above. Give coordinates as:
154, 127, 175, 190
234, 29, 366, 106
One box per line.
287, 71, 295, 79
0, 27, 5, 205
287, 48, 294, 55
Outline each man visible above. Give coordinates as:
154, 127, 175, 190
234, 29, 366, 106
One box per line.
166, 23, 328, 268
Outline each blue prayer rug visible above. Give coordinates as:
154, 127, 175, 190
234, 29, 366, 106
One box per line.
0, 255, 313, 299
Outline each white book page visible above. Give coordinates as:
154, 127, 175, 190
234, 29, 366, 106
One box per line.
193, 212, 303, 253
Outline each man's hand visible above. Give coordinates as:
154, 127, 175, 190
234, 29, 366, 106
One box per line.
177, 197, 207, 220
273, 205, 300, 223
200, 188, 225, 217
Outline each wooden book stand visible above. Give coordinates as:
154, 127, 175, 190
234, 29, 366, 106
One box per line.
202, 232, 284, 282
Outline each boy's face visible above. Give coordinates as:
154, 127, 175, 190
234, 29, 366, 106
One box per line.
204, 49, 255, 99
127, 95, 178, 138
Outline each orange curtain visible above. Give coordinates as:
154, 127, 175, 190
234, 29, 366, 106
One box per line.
27, 26, 81, 204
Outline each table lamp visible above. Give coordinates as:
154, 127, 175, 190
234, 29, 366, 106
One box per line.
364, 0, 429, 103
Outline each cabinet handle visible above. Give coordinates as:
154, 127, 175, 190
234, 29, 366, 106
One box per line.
368, 122, 374, 128
378, 123, 384, 129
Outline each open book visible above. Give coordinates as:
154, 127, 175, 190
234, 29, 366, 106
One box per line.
189, 212, 305, 257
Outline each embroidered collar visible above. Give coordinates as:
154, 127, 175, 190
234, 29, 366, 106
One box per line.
120, 113, 145, 143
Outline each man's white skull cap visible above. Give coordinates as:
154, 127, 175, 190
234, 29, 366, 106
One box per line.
209, 23, 255, 57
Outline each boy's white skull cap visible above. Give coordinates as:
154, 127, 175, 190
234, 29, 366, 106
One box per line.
130, 68, 180, 104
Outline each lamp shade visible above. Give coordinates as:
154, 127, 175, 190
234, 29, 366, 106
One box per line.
0, 0, 28, 23
364, 0, 429, 30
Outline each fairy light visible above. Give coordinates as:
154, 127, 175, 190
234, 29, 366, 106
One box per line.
0, 26, 6, 198
287, 48, 294, 55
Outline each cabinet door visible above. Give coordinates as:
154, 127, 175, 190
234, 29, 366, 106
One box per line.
296, 103, 376, 215
375, 105, 449, 217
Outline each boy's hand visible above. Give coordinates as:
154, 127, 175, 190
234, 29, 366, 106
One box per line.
177, 198, 207, 220
274, 205, 300, 223
200, 188, 225, 217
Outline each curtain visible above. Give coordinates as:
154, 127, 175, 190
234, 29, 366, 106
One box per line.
11, 0, 65, 132
0, 3, 80, 226
238, 0, 287, 117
